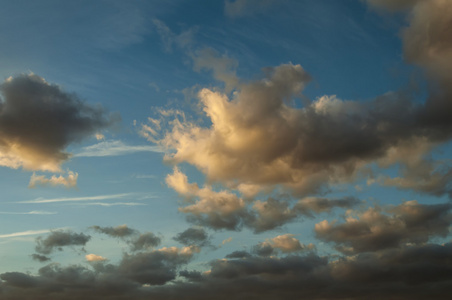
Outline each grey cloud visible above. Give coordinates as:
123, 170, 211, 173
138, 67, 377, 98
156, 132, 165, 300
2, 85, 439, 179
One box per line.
294, 196, 361, 218
173, 227, 209, 247
91, 225, 160, 251
90, 225, 138, 238
118, 247, 197, 285
35, 230, 91, 255
129, 232, 161, 251
31, 254, 51, 263
225, 250, 252, 259
315, 202, 452, 254
2, 243, 452, 299
0, 74, 118, 172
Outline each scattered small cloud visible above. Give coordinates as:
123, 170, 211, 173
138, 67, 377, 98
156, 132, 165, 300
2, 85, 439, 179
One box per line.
85, 254, 107, 262
29, 170, 78, 188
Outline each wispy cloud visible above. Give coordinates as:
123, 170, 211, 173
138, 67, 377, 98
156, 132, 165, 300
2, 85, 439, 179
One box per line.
0, 229, 52, 239
0, 211, 57, 215
18, 193, 135, 204
74, 140, 163, 157
71, 202, 146, 207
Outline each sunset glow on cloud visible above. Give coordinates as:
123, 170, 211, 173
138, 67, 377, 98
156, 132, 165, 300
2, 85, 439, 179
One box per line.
0, 0, 451, 299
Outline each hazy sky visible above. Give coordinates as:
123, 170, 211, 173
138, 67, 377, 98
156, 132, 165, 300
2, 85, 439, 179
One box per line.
0, 0, 451, 299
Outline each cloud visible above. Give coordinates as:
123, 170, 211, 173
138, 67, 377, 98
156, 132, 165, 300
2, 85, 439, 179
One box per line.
28, 170, 78, 188
167, 168, 248, 230
91, 225, 138, 238
0, 229, 52, 239
146, 57, 452, 199
173, 227, 209, 247
86, 254, 107, 262
315, 201, 452, 254
118, 246, 199, 285
153, 19, 196, 52
30, 254, 51, 262
191, 48, 239, 92
294, 196, 361, 217
0, 74, 118, 172
35, 230, 91, 255
19, 193, 135, 204
91, 224, 161, 251
253, 234, 312, 256
0, 211, 56, 215
129, 232, 161, 252
2, 240, 452, 299
74, 140, 163, 157
224, 0, 281, 18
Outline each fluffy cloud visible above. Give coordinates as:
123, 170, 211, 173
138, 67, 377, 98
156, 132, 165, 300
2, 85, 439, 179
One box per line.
173, 227, 209, 247
85, 254, 107, 262
253, 234, 312, 256
34, 230, 91, 255
0, 74, 118, 172
28, 171, 78, 188
315, 201, 452, 254
145, 58, 452, 200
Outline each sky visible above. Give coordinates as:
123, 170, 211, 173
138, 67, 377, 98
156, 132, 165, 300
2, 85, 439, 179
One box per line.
0, 0, 451, 299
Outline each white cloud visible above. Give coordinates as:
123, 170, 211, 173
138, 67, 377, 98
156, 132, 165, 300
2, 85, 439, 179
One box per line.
74, 140, 163, 157
29, 171, 78, 188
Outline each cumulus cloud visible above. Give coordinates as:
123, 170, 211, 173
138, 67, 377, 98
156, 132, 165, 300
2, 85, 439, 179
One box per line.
28, 170, 78, 188
144, 48, 452, 201
35, 230, 91, 255
166, 168, 248, 230
253, 234, 312, 256
173, 227, 209, 247
118, 246, 199, 285
85, 254, 107, 262
315, 201, 452, 254
129, 232, 161, 252
2, 239, 452, 299
0, 74, 118, 172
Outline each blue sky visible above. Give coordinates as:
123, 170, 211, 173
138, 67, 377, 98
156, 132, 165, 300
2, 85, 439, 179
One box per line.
0, 0, 451, 299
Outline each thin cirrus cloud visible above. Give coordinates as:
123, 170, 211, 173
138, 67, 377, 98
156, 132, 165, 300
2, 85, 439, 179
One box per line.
0, 229, 54, 239
0, 211, 56, 215
74, 140, 163, 157
17, 193, 136, 204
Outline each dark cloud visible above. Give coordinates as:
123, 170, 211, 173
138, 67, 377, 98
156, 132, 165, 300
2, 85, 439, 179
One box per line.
90, 225, 138, 238
129, 232, 161, 251
2, 243, 452, 299
118, 246, 198, 285
173, 227, 209, 247
0, 74, 118, 172
294, 197, 361, 217
91, 225, 161, 251
31, 254, 51, 263
225, 250, 252, 259
35, 230, 91, 255
315, 201, 452, 254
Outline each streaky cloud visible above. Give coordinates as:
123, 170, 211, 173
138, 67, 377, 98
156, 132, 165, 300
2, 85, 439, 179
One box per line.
74, 140, 163, 157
